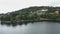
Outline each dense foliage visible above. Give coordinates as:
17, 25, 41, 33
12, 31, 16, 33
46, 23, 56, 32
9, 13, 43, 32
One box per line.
0, 6, 60, 21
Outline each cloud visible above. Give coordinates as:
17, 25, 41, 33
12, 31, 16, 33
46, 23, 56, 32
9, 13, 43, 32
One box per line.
0, 0, 59, 13
51, 0, 60, 6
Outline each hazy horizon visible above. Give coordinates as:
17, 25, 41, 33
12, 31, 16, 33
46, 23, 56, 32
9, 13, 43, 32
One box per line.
0, 0, 60, 14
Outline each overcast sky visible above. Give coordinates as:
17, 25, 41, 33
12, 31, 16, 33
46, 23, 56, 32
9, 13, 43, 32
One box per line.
0, 0, 60, 13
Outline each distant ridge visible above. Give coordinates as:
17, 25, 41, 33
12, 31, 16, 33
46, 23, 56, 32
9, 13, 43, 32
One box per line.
0, 6, 60, 21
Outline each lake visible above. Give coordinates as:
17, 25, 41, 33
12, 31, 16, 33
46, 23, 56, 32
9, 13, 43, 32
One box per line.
0, 22, 60, 34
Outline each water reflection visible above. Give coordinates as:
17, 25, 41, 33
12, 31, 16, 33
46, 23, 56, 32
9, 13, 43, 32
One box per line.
0, 21, 60, 34
1, 21, 34, 27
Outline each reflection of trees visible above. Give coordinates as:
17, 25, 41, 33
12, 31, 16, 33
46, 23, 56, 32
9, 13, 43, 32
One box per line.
1, 21, 34, 27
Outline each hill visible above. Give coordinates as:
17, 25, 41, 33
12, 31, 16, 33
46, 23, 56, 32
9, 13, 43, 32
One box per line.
0, 6, 60, 21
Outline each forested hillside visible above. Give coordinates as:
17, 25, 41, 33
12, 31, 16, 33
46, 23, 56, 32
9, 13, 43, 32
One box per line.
0, 6, 60, 21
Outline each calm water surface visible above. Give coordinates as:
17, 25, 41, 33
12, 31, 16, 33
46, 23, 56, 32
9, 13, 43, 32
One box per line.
0, 22, 60, 34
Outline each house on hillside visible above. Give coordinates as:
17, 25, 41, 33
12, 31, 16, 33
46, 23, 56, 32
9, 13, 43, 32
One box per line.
32, 8, 60, 15
36, 9, 48, 15
52, 9, 60, 14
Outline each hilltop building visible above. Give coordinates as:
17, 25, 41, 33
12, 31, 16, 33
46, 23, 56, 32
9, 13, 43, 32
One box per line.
36, 9, 48, 15
52, 9, 60, 14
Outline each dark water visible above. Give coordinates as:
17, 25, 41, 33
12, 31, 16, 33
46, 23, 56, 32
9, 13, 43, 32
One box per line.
0, 22, 60, 34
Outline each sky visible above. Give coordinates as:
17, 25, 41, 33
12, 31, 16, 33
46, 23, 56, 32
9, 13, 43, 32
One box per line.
0, 0, 60, 13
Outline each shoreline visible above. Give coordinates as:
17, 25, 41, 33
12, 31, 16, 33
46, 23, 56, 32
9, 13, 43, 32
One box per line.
1, 20, 60, 24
